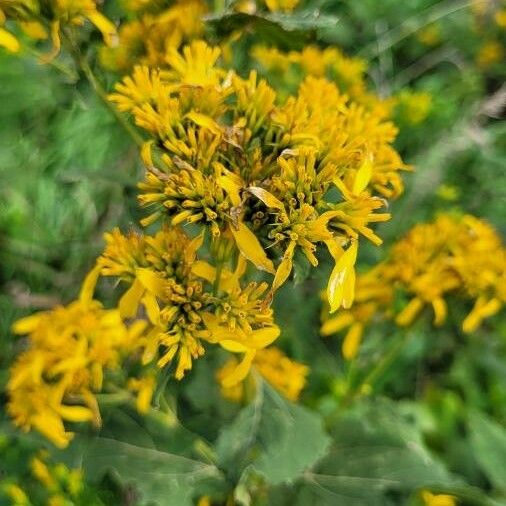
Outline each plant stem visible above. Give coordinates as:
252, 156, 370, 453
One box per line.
343, 331, 413, 405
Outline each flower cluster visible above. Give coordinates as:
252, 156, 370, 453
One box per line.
0, 0, 116, 56
99, 0, 207, 72
8, 36, 408, 446
98, 225, 280, 382
322, 214, 506, 360
252, 44, 392, 116
7, 267, 145, 448
471, 0, 505, 69
109, 39, 407, 312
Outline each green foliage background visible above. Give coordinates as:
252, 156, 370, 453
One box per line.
0, 0, 505, 505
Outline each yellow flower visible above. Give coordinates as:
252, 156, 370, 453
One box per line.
0, 0, 117, 60
251, 45, 290, 73
264, 0, 299, 13
217, 346, 308, 401
476, 40, 504, 68
128, 375, 156, 413
100, 0, 207, 71
321, 268, 393, 359
3, 483, 29, 505
109, 41, 407, 320
164, 39, 224, 88
8, 267, 145, 447
31, 456, 57, 490
495, 9, 506, 28
395, 90, 432, 125
321, 214, 505, 343
421, 490, 457, 506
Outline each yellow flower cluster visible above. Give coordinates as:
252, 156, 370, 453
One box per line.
98, 225, 280, 382
322, 214, 506, 360
217, 346, 309, 402
109, 40, 407, 313
7, 268, 145, 448
252, 44, 393, 117
0, 0, 116, 57
8, 36, 407, 447
100, 0, 207, 72
471, 0, 505, 68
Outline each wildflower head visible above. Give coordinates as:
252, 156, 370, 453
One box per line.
8, 268, 145, 447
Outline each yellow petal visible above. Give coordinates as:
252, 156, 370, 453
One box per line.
217, 174, 242, 207
342, 323, 363, 360
185, 229, 205, 263
221, 350, 256, 388
175, 346, 192, 379
157, 343, 178, 368
79, 264, 102, 303
220, 340, 250, 353
247, 187, 285, 211
119, 278, 144, 318
230, 222, 275, 274
325, 238, 345, 261
20, 21, 48, 40
271, 240, 296, 294
11, 313, 43, 335
140, 211, 162, 227
0, 28, 20, 53
142, 292, 160, 325
136, 267, 167, 296
327, 241, 358, 312
57, 405, 95, 422
185, 111, 222, 135
141, 141, 154, 167
142, 328, 162, 364
192, 260, 216, 282
320, 313, 354, 336
32, 412, 72, 449
86, 11, 117, 47
352, 155, 373, 194
249, 326, 280, 349
462, 297, 501, 333
432, 297, 447, 326
396, 297, 424, 327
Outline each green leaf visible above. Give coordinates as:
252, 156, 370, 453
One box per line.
216, 379, 331, 485
468, 411, 506, 491
206, 10, 339, 49
75, 437, 222, 506
296, 398, 461, 505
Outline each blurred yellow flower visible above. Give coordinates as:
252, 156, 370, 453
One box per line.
421, 490, 457, 506
476, 40, 504, 68
217, 346, 309, 401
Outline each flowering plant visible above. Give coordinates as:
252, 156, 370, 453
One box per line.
1, 1, 505, 505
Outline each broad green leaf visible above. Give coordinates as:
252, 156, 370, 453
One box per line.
216, 379, 330, 485
468, 412, 506, 491
76, 437, 222, 506
296, 399, 461, 506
